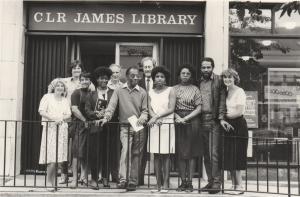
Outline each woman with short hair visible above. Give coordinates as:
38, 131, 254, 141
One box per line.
39, 80, 71, 190
174, 65, 202, 192
147, 66, 176, 193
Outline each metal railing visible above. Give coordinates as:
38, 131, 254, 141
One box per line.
0, 120, 299, 196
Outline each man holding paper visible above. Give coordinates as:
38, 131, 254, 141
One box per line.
97, 66, 148, 191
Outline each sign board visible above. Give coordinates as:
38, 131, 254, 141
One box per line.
245, 91, 258, 128
27, 3, 204, 34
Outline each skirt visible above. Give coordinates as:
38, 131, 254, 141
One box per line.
220, 116, 248, 170
175, 110, 202, 159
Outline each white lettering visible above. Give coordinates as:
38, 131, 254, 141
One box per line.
81, 13, 91, 23
167, 15, 177, 24
57, 13, 66, 23
131, 14, 140, 24
106, 14, 115, 23
187, 15, 197, 25
34, 12, 43, 23
178, 15, 187, 25
157, 14, 166, 25
140, 14, 146, 24
74, 13, 82, 23
147, 14, 156, 24
45, 12, 55, 23
116, 14, 124, 24
92, 13, 104, 23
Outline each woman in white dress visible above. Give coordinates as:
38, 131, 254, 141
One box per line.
147, 66, 176, 193
39, 80, 71, 189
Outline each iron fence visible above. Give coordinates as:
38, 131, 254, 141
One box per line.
0, 120, 299, 196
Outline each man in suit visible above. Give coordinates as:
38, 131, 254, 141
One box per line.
138, 57, 157, 185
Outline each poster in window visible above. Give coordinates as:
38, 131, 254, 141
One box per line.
245, 91, 258, 128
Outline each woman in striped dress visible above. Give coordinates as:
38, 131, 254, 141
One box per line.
174, 65, 202, 192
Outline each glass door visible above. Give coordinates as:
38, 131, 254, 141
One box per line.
115, 42, 158, 82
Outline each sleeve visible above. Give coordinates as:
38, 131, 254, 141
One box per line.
104, 89, 119, 121
71, 90, 80, 107
85, 92, 98, 120
193, 87, 202, 106
38, 94, 49, 113
236, 88, 246, 106
139, 90, 149, 122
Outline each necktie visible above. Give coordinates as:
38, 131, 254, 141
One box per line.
146, 78, 150, 92
102, 94, 106, 100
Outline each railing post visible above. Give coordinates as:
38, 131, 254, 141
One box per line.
55, 124, 59, 191
287, 139, 291, 197
3, 121, 7, 186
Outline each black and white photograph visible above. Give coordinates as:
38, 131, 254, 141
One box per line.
0, 0, 300, 196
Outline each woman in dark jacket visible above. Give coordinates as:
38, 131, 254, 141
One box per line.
85, 67, 119, 189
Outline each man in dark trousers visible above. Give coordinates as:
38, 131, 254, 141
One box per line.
138, 57, 157, 185
198, 57, 231, 194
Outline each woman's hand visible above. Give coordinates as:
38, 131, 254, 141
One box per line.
220, 120, 234, 132
175, 116, 186, 124
147, 116, 158, 128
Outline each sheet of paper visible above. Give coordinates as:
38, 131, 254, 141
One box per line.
128, 115, 144, 132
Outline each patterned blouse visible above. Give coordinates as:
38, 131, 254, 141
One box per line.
173, 84, 202, 111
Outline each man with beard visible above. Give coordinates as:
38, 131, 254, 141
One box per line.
98, 66, 148, 191
198, 57, 230, 194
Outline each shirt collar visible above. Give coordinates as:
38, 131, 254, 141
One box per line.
122, 82, 140, 91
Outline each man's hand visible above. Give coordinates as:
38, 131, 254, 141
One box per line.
220, 120, 234, 132
94, 118, 108, 127
137, 117, 146, 126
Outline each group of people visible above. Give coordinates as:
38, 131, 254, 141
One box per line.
38, 57, 248, 195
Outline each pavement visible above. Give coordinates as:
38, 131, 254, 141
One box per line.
0, 175, 298, 196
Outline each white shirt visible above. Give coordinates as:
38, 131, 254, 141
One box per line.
145, 77, 153, 90
226, 87, 246, 116
97, 88, 108, 100
107, 80, 124, 90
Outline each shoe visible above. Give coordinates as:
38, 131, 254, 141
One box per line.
126, 183, 136, 191
235, 185, 244, 195
89, 179, 99, 190
186, 181, 193, 192
78, 178, 88, 186
160, 189, 169, 193
208, 182, 221, 194
102, 178, 110, 188
117, 181, 127, 189
201, 182, 213, 192
151, 189, 160, 193
58, 174, 68, 184
176, 180, 187, 192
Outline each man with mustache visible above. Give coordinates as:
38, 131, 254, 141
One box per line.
198, 57, 230, 194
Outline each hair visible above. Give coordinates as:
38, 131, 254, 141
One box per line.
91, 67, 112, 86
109, 63, 121, 70
80, 72, 91, 80
151, 66, 170, 85
221, 68, 240, 85
176, 64, 196, 84
140, 57, 157, 67
126, 66, 139, 76
201, 57, 215, 68
51, 79, 67, 97
68, 60, 83, 75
